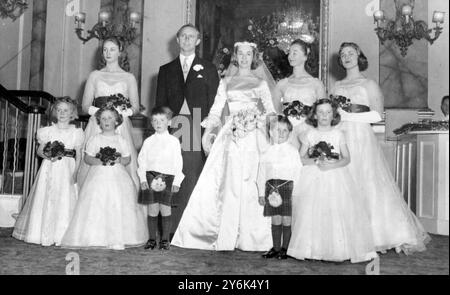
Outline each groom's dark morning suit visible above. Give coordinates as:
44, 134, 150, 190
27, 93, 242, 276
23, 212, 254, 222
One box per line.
155, 55, 220, 235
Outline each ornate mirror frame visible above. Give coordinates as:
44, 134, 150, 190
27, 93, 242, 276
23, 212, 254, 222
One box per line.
185, 0, 330, 86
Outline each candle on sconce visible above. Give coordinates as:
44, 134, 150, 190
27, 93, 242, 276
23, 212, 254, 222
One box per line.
74, 12, 86, 28
373, 10, 384, 24
129, 12, 140, 28
98, 11, 110, 26
432, 11, 445, 24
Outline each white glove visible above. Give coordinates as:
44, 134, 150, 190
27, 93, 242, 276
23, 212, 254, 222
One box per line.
340, 109, 382, 123
202, 132, 216, 156
88, 106, 99, 116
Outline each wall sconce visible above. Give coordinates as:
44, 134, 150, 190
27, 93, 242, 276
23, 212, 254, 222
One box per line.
74, 10, 141, 45
373, 0, 445, 57
0, 0, 28, 21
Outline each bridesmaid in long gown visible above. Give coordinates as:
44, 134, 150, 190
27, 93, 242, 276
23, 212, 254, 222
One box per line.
172, 42, 276, 251
332, 42, 431, 254
273, 37, 326, 149
77, 36, 140, 190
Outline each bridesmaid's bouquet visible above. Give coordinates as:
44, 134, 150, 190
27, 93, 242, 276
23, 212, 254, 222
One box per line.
230, 107, 265, 141
330, 94, 352, 112
95, 146, 121, 166
308, 141, 340, 161
43, 141, 66, 160
106, 93, 132, 111
282, 100, 312, 120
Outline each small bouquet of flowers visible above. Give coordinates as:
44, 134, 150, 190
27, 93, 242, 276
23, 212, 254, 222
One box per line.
43, 141, 66, 160
283, 100, 312, 120
95, 146, 121, 166
230, 107, 265, 141
308, 141, 340, 161
330, 94, 352, 112
106, 93, 132, 111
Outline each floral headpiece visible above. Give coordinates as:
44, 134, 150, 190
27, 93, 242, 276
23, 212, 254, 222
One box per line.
298, 34, 315, 44
234, 41, 258, 49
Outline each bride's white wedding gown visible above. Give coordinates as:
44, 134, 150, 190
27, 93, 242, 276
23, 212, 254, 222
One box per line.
172, 76, 276, 251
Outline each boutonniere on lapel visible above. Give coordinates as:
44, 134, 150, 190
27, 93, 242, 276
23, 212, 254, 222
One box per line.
193, 64, 204, 71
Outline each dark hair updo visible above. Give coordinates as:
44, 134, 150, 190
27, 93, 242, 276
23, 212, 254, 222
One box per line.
98, 36, 130, 72
290, 39, 319, 77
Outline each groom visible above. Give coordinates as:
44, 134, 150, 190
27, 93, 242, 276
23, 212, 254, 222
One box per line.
155, 24, 220, 237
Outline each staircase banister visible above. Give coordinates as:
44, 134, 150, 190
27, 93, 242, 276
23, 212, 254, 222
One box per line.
8, 90, 56, 103
0, 84, 46, 114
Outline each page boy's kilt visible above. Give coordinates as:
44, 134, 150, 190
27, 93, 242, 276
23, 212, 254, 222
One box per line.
138, 171, 175, 206
263, 179, 293, 217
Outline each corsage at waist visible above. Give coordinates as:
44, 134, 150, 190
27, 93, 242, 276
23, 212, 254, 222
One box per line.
282, 100, 312, 119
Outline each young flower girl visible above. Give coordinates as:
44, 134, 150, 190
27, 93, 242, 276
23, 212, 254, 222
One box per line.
13, 97, 84, 246
61, 106, 148, 250
287, 98, 378, 263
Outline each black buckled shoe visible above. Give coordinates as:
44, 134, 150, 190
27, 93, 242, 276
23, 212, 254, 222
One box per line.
262, 247, 280, 259
277, 248, 288, 260
144, 239, 157, 250
159, 240, 170, 250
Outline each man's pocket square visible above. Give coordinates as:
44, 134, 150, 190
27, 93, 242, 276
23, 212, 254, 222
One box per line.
197, 74, 203, 78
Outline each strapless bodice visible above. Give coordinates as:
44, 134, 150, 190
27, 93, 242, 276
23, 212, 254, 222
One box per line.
333, 79, 370, 107
282, 78, 321, 106
94, 80, 128, 98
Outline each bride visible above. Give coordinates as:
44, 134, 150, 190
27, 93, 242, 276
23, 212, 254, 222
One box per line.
171, 41, 276, 251
77, 36, 140, 190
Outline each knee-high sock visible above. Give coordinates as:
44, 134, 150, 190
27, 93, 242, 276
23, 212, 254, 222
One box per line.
148, 216, 158, 240
282, 225, 291, 249
272, 224, 282, 251
161, 216, 172, 241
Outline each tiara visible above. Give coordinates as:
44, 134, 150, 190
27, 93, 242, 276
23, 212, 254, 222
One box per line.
298, 34, 315, 44
234, 41, 258, 49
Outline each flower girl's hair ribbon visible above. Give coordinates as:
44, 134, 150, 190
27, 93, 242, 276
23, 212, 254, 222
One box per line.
234, 41, 258, 49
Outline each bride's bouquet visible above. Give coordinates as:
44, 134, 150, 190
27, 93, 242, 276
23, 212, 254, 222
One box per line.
106, 93, 132, 111
43, 141, 66, 160
95, 146, 121, 166
308, 141, 340, 161
230, 107, 265, 141
330, 94, 352, 112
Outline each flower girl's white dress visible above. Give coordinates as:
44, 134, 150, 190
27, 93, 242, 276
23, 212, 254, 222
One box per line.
61, 133, 148, 250
13, 125, 84, 246
288, 128, 378, 263
77, 74, 139, 190
333, 78, 431, 254
172, 77, 275, 251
